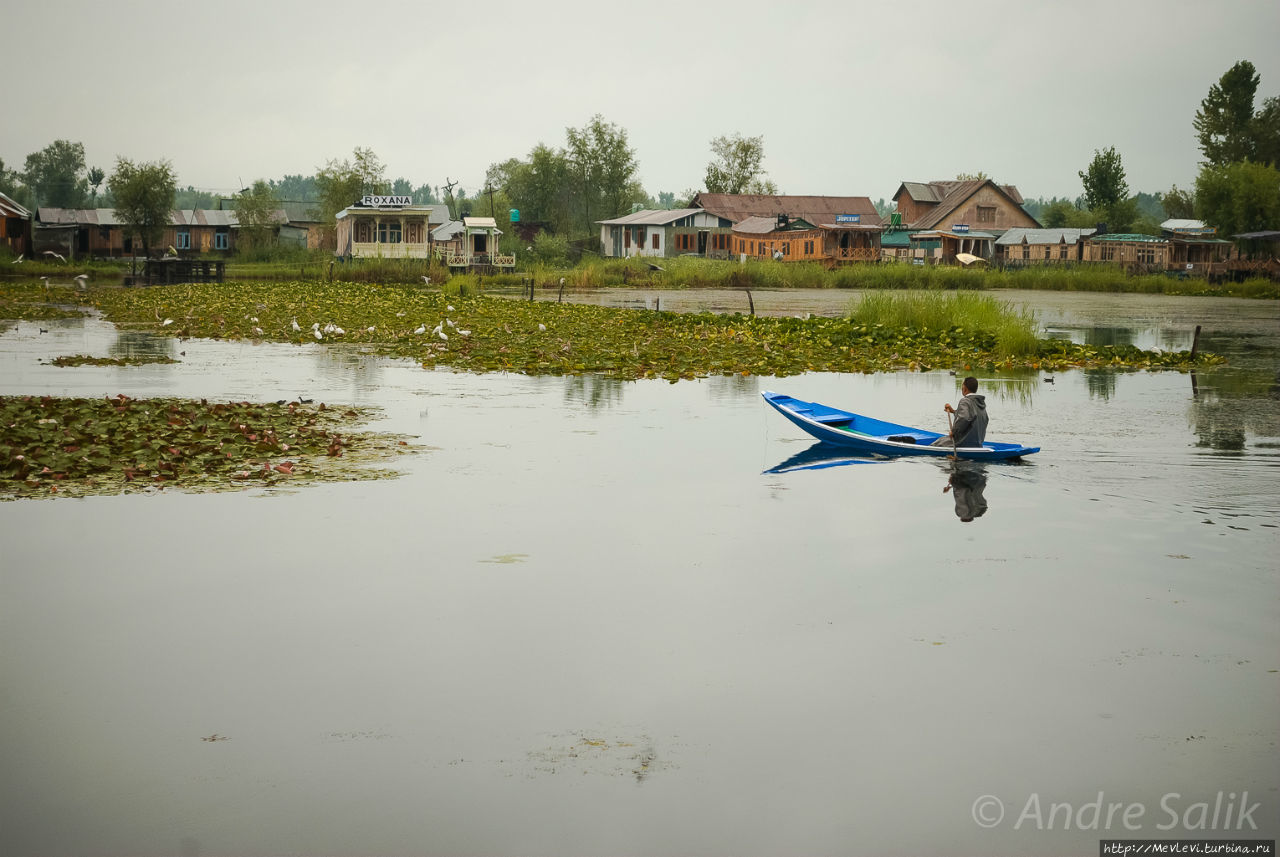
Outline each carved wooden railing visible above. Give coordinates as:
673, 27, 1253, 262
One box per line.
835, 247, 879, 261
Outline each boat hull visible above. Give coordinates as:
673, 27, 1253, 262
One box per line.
762, 391, 1039, 461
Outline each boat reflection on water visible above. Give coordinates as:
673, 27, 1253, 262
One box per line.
765, 444, 994, 523
762, 443, 882, 474
942, 460, 989, 523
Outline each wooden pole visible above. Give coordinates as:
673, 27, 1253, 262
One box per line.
746, 289, 755, 316
1189, 324, 1202, 359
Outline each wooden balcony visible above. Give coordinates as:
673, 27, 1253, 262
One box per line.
350, 242, 430, 259
834, 246, 879, 262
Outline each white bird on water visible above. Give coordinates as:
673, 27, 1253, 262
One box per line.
538, 323, 546, 332
13, 254, 22, 263
314, 329, 323, 340
291, 318, 300, 332
421, 276, 431, 285
161, 318, 174, 326
414, 324, 427, 335
42, 250, 65, 263
74, 274, 88, 290
447, 305, 455, 312
438, 329, 448, 341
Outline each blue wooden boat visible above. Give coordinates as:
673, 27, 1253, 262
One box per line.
762, 391, 1040, 461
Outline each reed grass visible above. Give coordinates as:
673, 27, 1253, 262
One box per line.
848, 291, 1042, 358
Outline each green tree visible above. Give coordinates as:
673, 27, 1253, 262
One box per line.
1194, 160, 1280, 237
273, 174, 319, 201
1194, 60, 1261, 165
704, 133, 777, 195
531, 230, 569, 266
1079, 146, 1129, 210
107, 157, 177, 261
23, 139, 88, 207
1253, 95, 1280, 166
565, 114, 639, 231
233, 180, 279, 249
0, 157, 26, 202
955, 171, 989, 181
1161, 185, 1196, 219
315, 147, 388, 231
87, 167, 105, 206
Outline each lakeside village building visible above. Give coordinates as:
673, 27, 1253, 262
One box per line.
14, 183, 1277, 277
334, 196, 515, 270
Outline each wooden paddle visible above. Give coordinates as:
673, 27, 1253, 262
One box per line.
947, 410, 958, 460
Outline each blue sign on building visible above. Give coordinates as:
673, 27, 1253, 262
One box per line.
952, 224, 970, 233
835, 214, 861, 224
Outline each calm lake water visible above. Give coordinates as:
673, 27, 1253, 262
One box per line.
1, 290, 1277, 856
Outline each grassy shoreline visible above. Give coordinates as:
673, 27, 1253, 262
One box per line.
3, 253, 1276, 298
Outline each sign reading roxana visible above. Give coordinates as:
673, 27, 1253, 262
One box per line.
362, 195, 412, 207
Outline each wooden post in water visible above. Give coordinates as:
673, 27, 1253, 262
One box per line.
746, 289, 755, 316
1190, 324, 1202, 358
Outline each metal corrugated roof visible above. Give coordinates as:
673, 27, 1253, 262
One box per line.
596, 208, 702, 226
911, 229, 996, 240
899, 182, 942, 203
691, 194, 882, 229
730, 215, 819, 234
1088, 233, 1168, 243
432, 220, 463, 240
995, 227, 1096, 246
1160, 219, 1210, 232
0, 191, 30, 219
463, 216, 498, 229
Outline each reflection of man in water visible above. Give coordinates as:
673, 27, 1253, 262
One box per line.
944, 465, 988, 522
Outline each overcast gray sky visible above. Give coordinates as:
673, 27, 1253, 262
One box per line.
6, 0, 1279, 203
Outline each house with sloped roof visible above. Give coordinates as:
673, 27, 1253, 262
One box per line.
893, 179, 1039, 235
1160, 219, 1233, 271
597, 208, 732, 259
995, 227, 1096, 265
1082, 233, 1170, 271
688, 193, 884, 263
35, 207, 294, 258
1, 191, 31, 257
730, 216, 827, 262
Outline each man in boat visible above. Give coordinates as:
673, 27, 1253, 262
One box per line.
931, 376, 988, 447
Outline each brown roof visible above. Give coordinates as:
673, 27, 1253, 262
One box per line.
691, 193, 882, 229
898, 180, 1036, 230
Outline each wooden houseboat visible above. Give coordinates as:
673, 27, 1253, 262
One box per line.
335, 196, 445, 260
1082, 233, 1171, 271
994, 227, 1096, 265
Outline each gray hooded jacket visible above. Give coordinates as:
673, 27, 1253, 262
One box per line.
951, 393, 988, 447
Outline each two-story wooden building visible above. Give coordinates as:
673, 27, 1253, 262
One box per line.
893, 179, 1037, 231
1, 191, 31, 258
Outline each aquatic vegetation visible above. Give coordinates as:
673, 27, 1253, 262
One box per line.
0, 281, 89, 320
848, 291, 1041, 358
82, 280, 1220, 379
46, 354, 179, 367
1, 394, 415, 500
